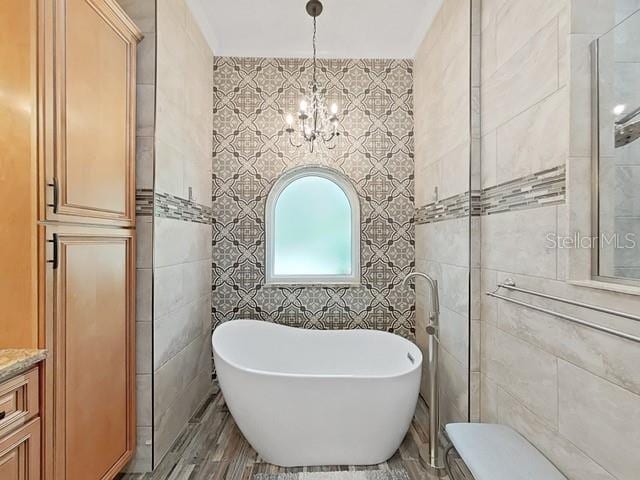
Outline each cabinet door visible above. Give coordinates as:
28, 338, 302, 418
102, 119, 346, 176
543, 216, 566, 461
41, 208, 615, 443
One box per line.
45, 226, 135, 480
47, 0, 141, 226
0, 419, 41, 480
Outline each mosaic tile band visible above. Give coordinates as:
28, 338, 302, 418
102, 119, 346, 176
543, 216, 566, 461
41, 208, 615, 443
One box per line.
414, 191, 481, 224
415, 165, 566, 224
155, 192, 213, 224
480, 165, 566, 215
136, 188, 154, 217
136, 189, 213, 224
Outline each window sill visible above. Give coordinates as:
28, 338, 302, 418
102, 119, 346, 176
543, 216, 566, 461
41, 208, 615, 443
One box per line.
264, 282, 362, 288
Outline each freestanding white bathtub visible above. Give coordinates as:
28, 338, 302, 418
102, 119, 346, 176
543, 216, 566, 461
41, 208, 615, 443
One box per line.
212, 319, 422, 467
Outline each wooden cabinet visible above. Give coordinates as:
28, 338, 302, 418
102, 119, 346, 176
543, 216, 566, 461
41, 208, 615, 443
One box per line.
44, 226, 135, 479
0, 419, 41, 480
44, 0, 140, 226
40, 2, 140, 479
1, 0, 141, 479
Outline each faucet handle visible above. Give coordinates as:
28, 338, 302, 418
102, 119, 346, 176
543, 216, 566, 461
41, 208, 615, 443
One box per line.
426, 322, 440, 343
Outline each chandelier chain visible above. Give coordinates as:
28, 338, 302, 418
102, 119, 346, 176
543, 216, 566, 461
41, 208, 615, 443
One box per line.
312, 15, 318, 132
312, 15, 317, 93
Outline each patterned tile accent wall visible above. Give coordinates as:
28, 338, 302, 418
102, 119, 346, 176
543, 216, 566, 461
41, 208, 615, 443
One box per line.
415, 165, 566, 224
212, 57, 415, 337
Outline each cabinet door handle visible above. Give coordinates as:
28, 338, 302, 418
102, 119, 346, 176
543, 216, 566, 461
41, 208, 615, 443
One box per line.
47, 178, 59, 213
47, 234, 59, 270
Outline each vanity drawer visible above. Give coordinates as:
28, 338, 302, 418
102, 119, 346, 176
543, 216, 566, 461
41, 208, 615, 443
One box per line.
0, 418, 40, 480
0, 368, 39, 438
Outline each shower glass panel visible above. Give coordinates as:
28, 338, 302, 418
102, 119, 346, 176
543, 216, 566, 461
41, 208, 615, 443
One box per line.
593, 9, 640, 284
413, 0, 480, 434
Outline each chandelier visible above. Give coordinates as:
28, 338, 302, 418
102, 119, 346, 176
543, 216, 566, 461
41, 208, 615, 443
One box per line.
285, 0, 340, 153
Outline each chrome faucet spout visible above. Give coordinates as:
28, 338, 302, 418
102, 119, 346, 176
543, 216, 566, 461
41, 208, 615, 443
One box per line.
403, 271, 440, 317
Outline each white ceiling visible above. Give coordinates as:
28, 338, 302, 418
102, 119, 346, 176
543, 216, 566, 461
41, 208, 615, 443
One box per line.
186, 0, 443, 59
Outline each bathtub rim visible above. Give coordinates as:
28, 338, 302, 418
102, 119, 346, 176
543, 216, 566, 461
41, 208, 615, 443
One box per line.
212, 319, 423, 381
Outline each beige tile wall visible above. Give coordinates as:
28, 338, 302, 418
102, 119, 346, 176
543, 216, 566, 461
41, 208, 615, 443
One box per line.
480, 1, 640, 479
415, 0, 471, 206
414, 0, 472, 425
156, 0, 213, 206
153, 0, 214, 467
481, 0, 568, 188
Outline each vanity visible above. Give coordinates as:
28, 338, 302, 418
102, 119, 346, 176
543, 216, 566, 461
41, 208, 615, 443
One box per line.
0, 350, 46, 479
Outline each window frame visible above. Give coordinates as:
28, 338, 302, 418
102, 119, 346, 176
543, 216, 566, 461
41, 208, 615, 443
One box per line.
265, 166, 361, 286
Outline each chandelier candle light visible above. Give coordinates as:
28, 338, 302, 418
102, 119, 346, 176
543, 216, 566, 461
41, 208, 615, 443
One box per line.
285, 0, 340, 152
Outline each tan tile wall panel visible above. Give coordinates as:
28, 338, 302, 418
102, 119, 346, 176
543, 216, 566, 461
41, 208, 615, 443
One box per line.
153, 0, 215, 468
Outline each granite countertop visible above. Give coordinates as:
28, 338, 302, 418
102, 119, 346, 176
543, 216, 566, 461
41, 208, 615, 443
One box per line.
0, 349, 47, 383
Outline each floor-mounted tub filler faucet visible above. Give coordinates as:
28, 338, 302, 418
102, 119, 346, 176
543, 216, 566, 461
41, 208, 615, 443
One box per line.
403, 271, 444, 473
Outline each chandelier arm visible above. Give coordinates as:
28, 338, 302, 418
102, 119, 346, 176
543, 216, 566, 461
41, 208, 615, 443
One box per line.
287, 129, 303, 148
326, 133, 339, 149
321, 130, 338, 142
288, 136, 303, 148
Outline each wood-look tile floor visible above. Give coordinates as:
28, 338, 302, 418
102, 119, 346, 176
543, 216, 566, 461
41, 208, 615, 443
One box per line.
117, 390, 473, 480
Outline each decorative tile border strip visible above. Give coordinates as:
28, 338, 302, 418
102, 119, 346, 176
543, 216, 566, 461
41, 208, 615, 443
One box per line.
480, 165, 566, 215
415, 165, 566, 224
136, 188, 154, 217
415, 191, 480, 224
155, 192, 212, 224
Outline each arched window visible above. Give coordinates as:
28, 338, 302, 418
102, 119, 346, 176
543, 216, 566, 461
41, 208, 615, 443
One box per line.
265, 167, 360, 285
